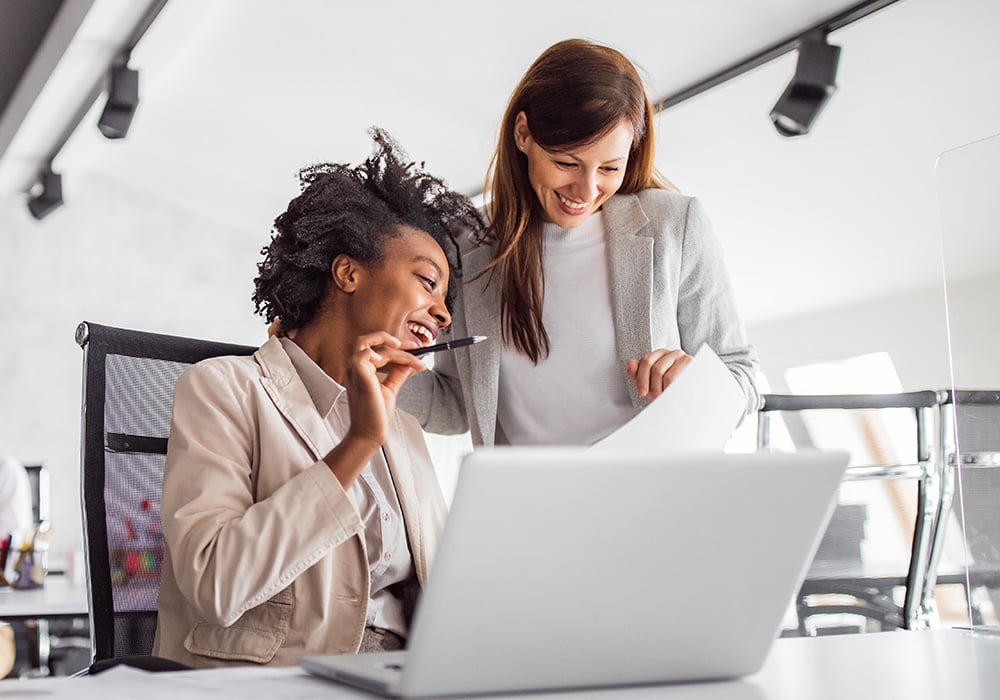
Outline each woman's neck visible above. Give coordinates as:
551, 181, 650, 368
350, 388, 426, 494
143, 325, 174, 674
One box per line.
287, 321, 349, 384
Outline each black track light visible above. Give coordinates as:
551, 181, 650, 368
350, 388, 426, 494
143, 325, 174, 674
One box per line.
27, 165, 63, 220
98, 61, 140, 139
770, 33, 842, 137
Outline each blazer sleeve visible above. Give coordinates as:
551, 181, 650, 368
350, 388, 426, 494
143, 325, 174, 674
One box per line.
396, 349, 469, 435
161, 361, 362, 627
675, 197, 761, 417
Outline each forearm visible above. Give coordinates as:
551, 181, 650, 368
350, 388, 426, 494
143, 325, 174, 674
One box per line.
678, 196, 760, 417
323, 432, 380, 489
162, 367, 362, 626
164, 453, 360, 627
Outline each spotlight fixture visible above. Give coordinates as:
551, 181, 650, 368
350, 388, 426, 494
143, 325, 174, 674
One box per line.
98, 59, 140, 139
27, 165, 64, 220
769, 33, 842, 137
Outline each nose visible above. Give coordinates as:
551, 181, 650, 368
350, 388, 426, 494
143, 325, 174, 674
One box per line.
575, 169, 600, 201
431, 296, 451, 331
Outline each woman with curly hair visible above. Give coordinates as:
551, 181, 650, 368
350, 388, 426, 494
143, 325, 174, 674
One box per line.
153, 129, 484, 667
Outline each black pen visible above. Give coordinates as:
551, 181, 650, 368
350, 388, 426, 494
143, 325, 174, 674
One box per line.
407, 335, 487, 356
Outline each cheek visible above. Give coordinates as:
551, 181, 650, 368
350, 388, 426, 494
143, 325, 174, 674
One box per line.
601, 174, 626, 195
528, 160, 557, 190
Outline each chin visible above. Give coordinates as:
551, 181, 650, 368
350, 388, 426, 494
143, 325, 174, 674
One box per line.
550, 212, 587, 228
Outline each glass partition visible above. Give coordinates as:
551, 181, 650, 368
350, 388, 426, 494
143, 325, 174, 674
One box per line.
932, 132, 1000, 631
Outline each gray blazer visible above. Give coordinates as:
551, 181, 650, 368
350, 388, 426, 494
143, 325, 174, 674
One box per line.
399, 189, 760, 446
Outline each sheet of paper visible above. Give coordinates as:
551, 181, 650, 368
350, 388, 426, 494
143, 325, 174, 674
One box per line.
591, 344, 744, 453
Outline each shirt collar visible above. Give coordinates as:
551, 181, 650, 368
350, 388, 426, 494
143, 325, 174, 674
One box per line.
279, 336, 346, 419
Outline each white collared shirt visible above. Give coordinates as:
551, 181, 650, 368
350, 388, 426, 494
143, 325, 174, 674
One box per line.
281, 337, 414, 636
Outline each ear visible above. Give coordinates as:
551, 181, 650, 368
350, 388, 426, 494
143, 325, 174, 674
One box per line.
331, 254, 361, 293
513, 111, 531, 151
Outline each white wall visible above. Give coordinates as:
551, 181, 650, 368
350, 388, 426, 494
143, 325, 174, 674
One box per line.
748, 280, 951, 394
748, 271, 1000, 394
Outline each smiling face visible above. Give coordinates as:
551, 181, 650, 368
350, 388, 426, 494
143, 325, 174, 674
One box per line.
339, 225, 452, 349
514, 112, 634, 228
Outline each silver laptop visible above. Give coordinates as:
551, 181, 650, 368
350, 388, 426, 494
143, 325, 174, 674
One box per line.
301, 447, 848, 697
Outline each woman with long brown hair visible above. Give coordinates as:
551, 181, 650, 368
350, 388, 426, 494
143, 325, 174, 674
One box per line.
401, 38, 759, 447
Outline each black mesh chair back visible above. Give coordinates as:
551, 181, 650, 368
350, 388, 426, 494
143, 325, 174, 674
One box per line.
934, 390, 1000, 625
76, 321, 256, 665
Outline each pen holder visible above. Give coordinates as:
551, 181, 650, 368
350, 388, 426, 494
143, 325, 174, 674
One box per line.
12, 546, 47, 590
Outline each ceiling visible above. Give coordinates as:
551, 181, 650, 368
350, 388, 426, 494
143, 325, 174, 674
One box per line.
1, 0, 997, 326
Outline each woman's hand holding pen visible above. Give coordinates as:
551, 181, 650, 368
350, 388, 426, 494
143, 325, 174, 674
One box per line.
627, 348, 692, 400
325, 331, 426, 489
343, 331, 426, 447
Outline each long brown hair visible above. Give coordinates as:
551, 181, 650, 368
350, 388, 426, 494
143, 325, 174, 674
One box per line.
481, 38, 673, 363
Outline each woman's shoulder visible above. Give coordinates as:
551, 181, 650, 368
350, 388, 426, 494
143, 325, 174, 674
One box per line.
178, 346, 263, 390
605, 188, 700, 235
455, 225, 490, 253
631, 187, 695, 212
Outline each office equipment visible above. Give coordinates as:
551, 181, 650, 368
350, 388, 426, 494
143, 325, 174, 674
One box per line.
757, 391, 945, 634
75, 321, 255, 671
301, 447, 848, 697
2, 462, 88, 676
923, 390, 1000, 627
0, 575, 89, 677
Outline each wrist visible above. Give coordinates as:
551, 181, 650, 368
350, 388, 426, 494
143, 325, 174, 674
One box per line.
323, 432, 382, 488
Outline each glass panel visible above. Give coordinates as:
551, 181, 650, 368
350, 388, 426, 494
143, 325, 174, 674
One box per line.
935, 132, 1000, 630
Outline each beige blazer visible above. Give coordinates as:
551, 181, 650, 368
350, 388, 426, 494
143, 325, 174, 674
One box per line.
152, 336, 447, 668
399, 189, 760, 445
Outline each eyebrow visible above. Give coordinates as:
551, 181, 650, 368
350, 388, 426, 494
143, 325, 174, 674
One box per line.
549, 148, 628, 165
414, 255, 444, 280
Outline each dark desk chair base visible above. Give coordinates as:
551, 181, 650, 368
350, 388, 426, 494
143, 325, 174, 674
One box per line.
88, 655, 192, 675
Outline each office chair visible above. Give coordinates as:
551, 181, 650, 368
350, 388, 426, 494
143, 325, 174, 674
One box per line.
76, 321, 256, 673
758, 391, 945, 635
922, 390, 1000, 626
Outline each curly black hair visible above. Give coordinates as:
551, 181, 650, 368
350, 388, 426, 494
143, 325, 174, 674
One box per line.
252, 127, 484, 331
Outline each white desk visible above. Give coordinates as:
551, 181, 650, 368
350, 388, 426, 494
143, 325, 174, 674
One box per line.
0, 576, 89, 621
0, 628, 998, 698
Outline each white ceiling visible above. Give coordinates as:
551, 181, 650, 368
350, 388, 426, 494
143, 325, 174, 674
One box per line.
2, 0, 998, 325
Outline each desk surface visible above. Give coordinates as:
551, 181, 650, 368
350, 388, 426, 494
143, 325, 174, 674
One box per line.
0, 575, 89, 620
1, 628, 998, 699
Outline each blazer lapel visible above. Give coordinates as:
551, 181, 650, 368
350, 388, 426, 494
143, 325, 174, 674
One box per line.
605, 194, 654, 365
255, 337, 336, 463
